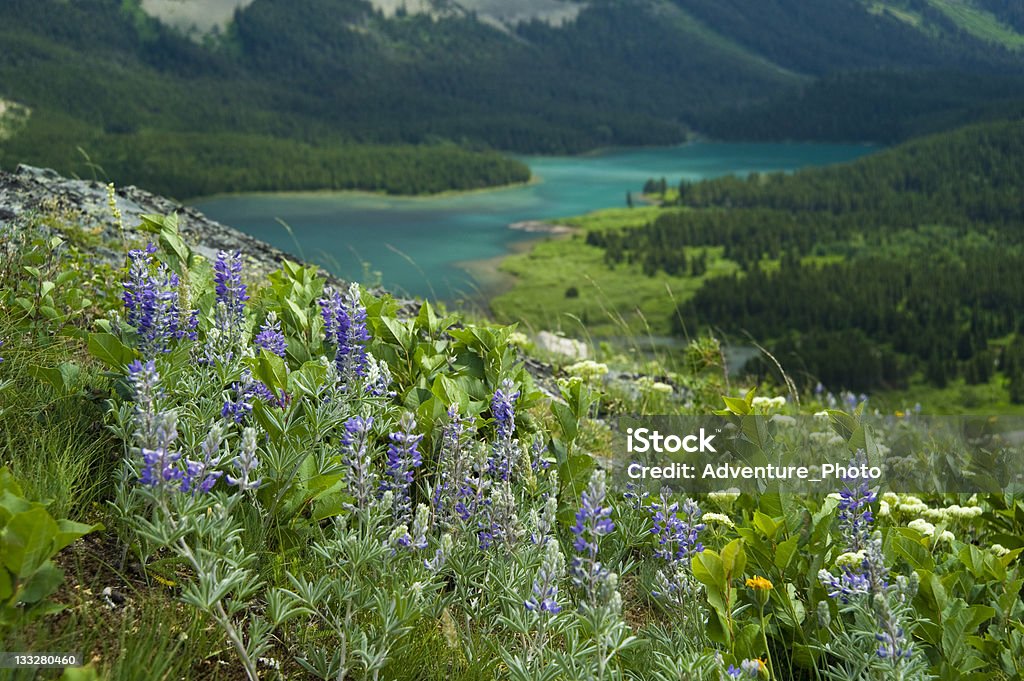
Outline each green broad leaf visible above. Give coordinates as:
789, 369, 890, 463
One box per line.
312, 492, 355, 522
721, 395, 750, 415
734, 623, 764, 658
752, 511, 781, 540
288, 361, 327, 397
87, 332, 136, 368
721, 538, 746, 580
18, 562, 64, 604
60, 664, 101, 681
0, 490, 32, 526
431, 375, 466, 411
693, 549, 725, 590
0, 467, 26, 498
251, 349, 288, 394
827, 410, 857, 442
890, 528, 935, 571
30, 362, 81, 394
551, 402, 578, 443
557, 454, 595, 505
775, 535, 800, 572
773, 583, 806, 628
284, 297, 308, 329
53, 519, 102, 554
3, 507, 59, 578
55, 270, 77, 286
40, 280, 55, 297
958, 544, 988, 580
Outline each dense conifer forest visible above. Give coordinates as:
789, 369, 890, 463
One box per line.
584, 120, 1024, 393
3, 0, 1024, 195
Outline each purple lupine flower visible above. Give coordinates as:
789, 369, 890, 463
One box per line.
123, 244, 197, 355
254, 314, 286, 358
525, 538, 565, 616
139, 411, 183, 488
837, 479, 877, 552
221, 369, 278, 423
480, 481, 520, 549
319, 283, 369, 385
488, 379, 519, 480
226, 426, 261, 491
726, 659, 762, 678
388, 524, 413, 554
432, 405, 473, 525
530, 434, 550, 472
341, 416, 376, 511
570, 470, 615, 604
623, 481, 649, 511
425, 533, 453, 572
127, 359, 164, 449
649, 492, 705, 562
213, 250, 248, 331
818, 567, 872, 602
0, 339, 5, 364
382, 412, 423, 523
182, 423, 225, 495
873, 591, 913, 661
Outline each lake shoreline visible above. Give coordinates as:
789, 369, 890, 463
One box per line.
186, 175, 543, 205
193, 142, 878, 299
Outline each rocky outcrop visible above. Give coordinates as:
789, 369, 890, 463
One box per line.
0, 164, 340, 286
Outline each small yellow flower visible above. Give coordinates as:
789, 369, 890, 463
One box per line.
745, 575, 774, 591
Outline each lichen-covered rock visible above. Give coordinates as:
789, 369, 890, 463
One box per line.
0, 164, 336, 286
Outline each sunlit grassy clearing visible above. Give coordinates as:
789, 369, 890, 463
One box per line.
925, 0, 1024, 49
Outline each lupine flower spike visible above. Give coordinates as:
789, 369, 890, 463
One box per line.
123, 244, 197, 355
319, 282, 369, 386
382, 412, 423, 523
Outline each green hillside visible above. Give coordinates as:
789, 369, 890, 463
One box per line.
1, 0, 1023, 196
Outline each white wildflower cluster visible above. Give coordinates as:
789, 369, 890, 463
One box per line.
701, 512, 735, 528
635, 375, 673, 395
508, 331, 531, 349
707, 489, 741, 504
566, 359, 609, 382
882, 493, 982, 522
809, 431, 847, 446
771, 414, 797, 427
835, 551, 867, 569
907, 518, 954, 544
751, 395, 787, 411
991, 544, 1011, 557
922, 504, 983, 522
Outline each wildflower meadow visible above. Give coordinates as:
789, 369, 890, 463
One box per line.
1, 209, 1022, 681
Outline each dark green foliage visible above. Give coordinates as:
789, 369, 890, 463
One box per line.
585, 120, 1024, 392
695, 70, 1024, 144
0, 112, 530, 199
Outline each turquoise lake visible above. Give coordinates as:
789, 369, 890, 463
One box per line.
193, 143, 875, 301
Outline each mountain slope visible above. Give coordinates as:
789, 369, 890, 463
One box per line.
1, 0, 1023, 196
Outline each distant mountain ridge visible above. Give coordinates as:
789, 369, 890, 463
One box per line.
1, 0, 1023, 195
